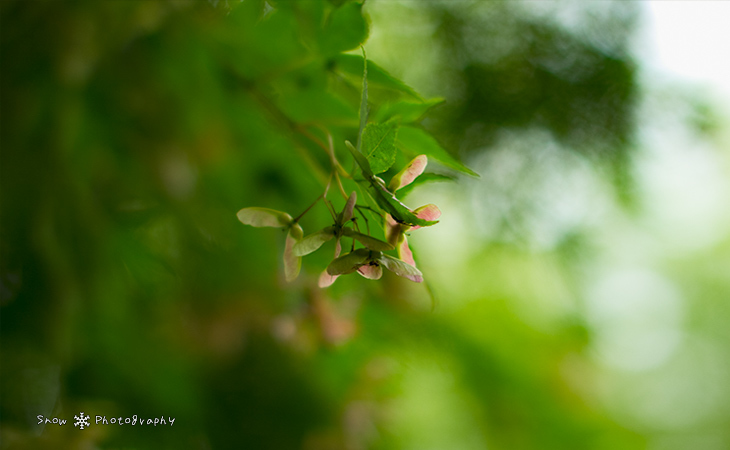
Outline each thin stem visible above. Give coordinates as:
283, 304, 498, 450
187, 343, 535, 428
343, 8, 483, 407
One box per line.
324, 172, 333, 199
294, 194, 324, 223
323, 198, 337, 222
311, 124, 353, 179
325, 132, 349, 200
334, 172, 348, 200
299, 126, 352, 179
355, 205, 382, 217
354, 207, 370, 236
299, 126, 330, 154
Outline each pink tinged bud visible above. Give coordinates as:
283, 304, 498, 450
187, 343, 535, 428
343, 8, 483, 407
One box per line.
389, 155, 428, 192
411, 204, 441, 230
385, 214, 404, 246
283, 231, 302, 283
398, 236, 416, 267
319, 239, 343, 288
357, 264, 383, 280
318, 270, 339, 288
342, 192, 357, 224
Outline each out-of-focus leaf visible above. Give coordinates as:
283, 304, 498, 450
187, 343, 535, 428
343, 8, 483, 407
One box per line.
326, 248, 371, 275
378, 253, 423, 283
318, 2, 369, 56
333, 54, 421, 99
398, 126, 479, 177
277, 90, 358, 125
237, 207, 293, 227
357, 264, 383, 280
362, 121, 398, 174
389, 154, 428, 191
375, 98, 444, 123
293, 226, 336, 256
224, 5, 306, 79
341, 228, 394, 251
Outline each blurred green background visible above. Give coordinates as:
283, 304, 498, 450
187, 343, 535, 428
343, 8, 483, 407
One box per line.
2, 1, 729, 449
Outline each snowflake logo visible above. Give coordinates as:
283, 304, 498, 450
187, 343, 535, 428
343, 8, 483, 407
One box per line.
74, 412, 91, 430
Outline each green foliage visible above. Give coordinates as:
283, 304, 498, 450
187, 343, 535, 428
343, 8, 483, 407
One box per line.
237, 38, 460, 285
362, 121, 399, 174
334, 54, 422, 99
317, 1, 369, 56
375, 97, 445, 123
398, 125, 480, 177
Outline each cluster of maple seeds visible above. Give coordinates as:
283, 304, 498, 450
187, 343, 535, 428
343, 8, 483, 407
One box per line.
237, 154, 440, 287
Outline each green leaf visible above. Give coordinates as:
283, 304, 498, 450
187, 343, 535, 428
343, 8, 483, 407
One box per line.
237, 207, 293, 228
398, 126, 479, 177
378, 253, 423, 283
333, 54, 421, 100
362, 121, 398, 174
396, 172, 454, 197
326, 248, 372, 275
318, 2, 369, 56
293, 226, 336, 256
367, 178, 439, 228
375, 98, 444, 123
341, 228, 394, 251
346, 140, 373, 178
